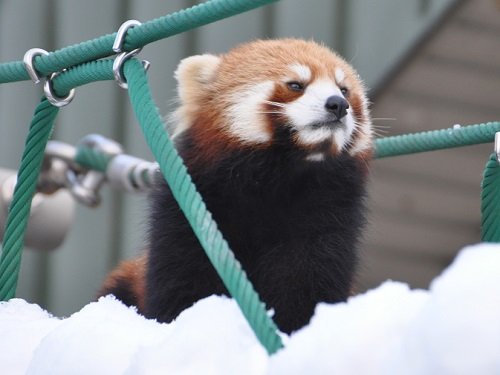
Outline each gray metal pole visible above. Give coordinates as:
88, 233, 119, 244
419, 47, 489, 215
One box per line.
0, 168, 75, 251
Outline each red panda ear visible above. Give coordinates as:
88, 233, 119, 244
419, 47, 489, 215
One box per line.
174, 54, 221, 101
170, 54, 221, 138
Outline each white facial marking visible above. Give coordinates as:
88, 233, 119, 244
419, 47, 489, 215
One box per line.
348, 98, 372, 156
288, 63, 312, 82
335, 67, 345, 84
285, 78, 356, 150
296, 126, 335, 145
334, 130, 348, 151
226, 82, 274, 143
349, 123, 373, 155
286, 79, 341, 128
306, 152, 325, 162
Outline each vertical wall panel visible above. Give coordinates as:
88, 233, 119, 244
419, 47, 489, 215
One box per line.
0, 0, 50, 167
346, 0, 457, 88
272, 0, 339, 48
195, 5, 269, 53
44, 0, 123, 316
0, 0, 53, 306
118, 0, 188, 262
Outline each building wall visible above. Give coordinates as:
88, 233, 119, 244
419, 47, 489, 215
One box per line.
361, 0, 500, 290
0, 0, 457, 315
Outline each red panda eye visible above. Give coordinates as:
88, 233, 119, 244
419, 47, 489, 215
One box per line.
287, 81, 304, 92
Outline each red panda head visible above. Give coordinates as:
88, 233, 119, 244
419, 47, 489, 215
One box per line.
170, 39, 372, 162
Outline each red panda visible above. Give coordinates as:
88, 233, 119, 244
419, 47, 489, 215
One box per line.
99, 39, 373, 334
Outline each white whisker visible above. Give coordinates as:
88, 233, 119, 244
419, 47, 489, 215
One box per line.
263, 100, 286, 108
371, 124, 391, 136
371, 117, 396, 122
372, 124, 390, 130
372, 130, 390, 137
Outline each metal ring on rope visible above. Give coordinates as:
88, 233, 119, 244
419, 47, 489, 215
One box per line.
23, 48, 50, 84
113, 50, 150, 89
43, 71, 76, 107
494, 132, 500, 163
24, 47, 76, 107
112, 19, 151, 89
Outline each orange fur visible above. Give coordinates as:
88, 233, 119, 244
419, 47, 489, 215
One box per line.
99, 255, 147, 311
170, 39, 372, 165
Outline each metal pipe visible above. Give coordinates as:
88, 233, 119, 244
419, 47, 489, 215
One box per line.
0, 168, 75, 251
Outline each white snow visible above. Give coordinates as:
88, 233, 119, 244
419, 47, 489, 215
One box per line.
1, 243, 500, 374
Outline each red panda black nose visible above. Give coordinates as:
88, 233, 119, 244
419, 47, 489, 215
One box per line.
325, 95, 349, 120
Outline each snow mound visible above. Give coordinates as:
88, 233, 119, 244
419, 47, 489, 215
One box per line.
1, 243, 500, 374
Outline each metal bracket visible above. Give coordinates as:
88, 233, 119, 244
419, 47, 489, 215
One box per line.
43, 71, 76, 107
112, 19, 142, 53
112, 19, 150, 89
495, 132, 500, 163
23, 48, 49, 84
69, 135, 123, 207
23, 47, 75, 107
40, 135, 158, 207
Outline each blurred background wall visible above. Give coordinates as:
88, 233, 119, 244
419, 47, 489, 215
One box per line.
0, 0, 498, 316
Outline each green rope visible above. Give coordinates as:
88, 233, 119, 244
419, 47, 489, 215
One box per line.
2, 53, 499, 353
0, 0, 497, 355
0, 0, 278, 84
123, 58, 283, 354
51, 59, 115, 97
0, 98, 59, 300
74, 147, 111, 173
374, 122, 500, 158
49, 60, 500, 165
481, 153, 500, 242
0, 56, 284, 353
0, 0, 285, 354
